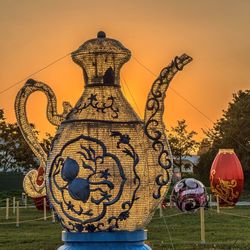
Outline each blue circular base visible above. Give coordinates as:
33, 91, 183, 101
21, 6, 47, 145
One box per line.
58, 230, 152, 250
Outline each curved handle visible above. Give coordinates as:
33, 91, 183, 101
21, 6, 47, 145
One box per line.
15, 79, 72, 168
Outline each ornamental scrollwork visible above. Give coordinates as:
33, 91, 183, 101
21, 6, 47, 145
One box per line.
144, 54, 193, 199
108, 131, 140, 230
70, 93, 119, 119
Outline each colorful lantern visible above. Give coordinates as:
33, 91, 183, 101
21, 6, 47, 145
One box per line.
171, 178, 207, 212
23, 165, 50, 210
15, 31, 192, 249
210, 149, 244, 207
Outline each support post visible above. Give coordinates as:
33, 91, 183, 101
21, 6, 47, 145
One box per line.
170, 194, 174, 208
200, 207, 205, 244
159, 203, 163, 217
22, 192, 25, 201
52, 210, 55, 223
216, 195, 220, 213
13, 197, 16, 214
5, 198, 9, 220
44, 197, 47, 221
25, 194, 27, 208
209, 194, 212, 203
16, 201, 20, 227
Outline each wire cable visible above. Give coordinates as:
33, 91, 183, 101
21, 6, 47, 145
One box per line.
210, 209, 250, 219
163, 215, 175, 250
0, 53, 71, 95
0, 215, 52, 225
151, 211, 183, 220
121, 73, 143, 118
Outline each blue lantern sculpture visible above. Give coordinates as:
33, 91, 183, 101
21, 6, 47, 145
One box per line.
15, 31, 192, 249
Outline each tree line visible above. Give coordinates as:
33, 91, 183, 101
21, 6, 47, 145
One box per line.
0, 90, 249, 188
0, 109, 51, 173
196, 90, 250, 187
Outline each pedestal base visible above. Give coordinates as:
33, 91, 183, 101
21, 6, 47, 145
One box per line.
58, 230, 151, 250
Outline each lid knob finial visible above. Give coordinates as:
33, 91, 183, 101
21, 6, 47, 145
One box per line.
97, 31, 106, 38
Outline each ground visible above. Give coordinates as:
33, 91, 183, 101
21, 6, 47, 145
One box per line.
1, 203, 250, 250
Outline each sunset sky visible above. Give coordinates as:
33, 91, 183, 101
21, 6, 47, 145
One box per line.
0, 0, 249, 141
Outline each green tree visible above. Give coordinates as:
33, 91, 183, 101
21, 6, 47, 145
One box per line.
41, 132, 53, 155
196, 90, 250, 186
197, 138, 211, 156
168, 119, 199, 170
0, 108, 52, 172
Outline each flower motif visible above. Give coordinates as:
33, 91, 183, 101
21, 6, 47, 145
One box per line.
67, 201, 74, 210
88, 93, 97, 102
111, 131, 131, 148
100, 191, 112, 201
100, 169, 111, 179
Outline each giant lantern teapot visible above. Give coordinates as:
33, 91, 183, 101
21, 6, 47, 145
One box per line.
15, 32, 192, 232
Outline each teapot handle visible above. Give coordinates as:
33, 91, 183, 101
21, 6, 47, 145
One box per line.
15, 79, 72, 168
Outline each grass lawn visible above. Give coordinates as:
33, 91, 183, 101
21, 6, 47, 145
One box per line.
0, 205, 250, 250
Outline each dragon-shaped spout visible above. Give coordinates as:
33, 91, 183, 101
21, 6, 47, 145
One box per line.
144, 54, 192, 197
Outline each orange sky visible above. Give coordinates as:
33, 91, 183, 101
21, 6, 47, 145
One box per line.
0, 0, 249, 141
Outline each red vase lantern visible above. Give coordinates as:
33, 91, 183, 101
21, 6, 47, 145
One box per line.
210, 149, 244, 207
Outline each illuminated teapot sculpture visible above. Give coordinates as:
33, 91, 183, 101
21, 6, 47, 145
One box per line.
15, 31, 192, 232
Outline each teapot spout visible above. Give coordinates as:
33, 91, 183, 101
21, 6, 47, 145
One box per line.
144, 54, 192, 134
143, 54, 192, 198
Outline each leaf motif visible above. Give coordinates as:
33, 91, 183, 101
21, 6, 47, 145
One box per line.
122, 148, 133, 158
77, 150, 89, 160
110, 131, 122, 137
76, 207, 83, 215
81, 159, 94, 172
122, 200, 131, 209
84, 209, 93, 216
108, 216, 116, 224
100, 180, 114, 190
88, 145, 96, 159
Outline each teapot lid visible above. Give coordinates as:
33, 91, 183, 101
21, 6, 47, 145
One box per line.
72, 31, 131, 86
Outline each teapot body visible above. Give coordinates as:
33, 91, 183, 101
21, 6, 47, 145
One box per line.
46, 85, 169, 232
